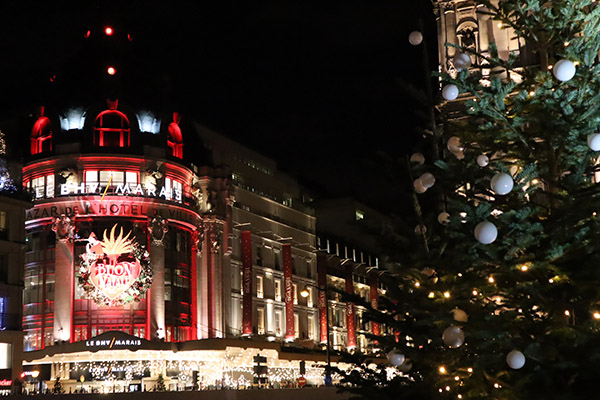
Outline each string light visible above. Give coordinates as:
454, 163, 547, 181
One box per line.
549, 278, 554, 283
444, 291, 451, 298
528, 91, 535, 97
445, 386, 451, 391
458, 395, 463, 399
565, 310, 570, 316
488, 277, 495, 283
428, 292, 435, 298
467, 367, 473, 373
439, 366, 447, 374
520, 265, 528, 271
472, 290, 478, 296
564, 41, 570, 46
593, 312, 600, 319
454, 376, 460, 381
494, 383, 501, 389
548, 65, 553, 70
415, 281, 421, 287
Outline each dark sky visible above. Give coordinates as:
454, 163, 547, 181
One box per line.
0, 1, 437, 213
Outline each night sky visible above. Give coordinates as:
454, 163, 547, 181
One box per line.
0, 1, 437, 214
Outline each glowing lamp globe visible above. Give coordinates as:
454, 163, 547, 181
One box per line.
414, 178, 427, 194
553, 59, 576, 82
387, 349, 405, 366
442, 84, 459, 101
490, 172, 514, 195
420, 172, 435, 188
107, 66, 117, 76
477, 154, 489, 167
408, 31, 423, 46
453, 53, 472, 71
588, 134, 600, 151
442, 325, 465, 348
474, 221, 498, 244
410, 152, 425, 165
506, 350, 526, 369
438, 212, 450, 224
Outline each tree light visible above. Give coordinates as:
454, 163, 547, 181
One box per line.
445, 386, 451, 391
458, 395, 463, 399
488, 277, 495, 283
107, 66, 116, 75
467, 367, 473, 373
454, 376, 460, 381
472, 290, 478, 296
105, 26, 114, 36
494, 383, 500, 388
444, 291, 451, 298
593, 312, 600, 319
439, 366, 446, 374
520, 265, 528, 271
414, 281, 420, 287
564, 310, 570, 316
428, 292, 435, 298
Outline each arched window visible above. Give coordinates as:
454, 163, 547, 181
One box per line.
94, 100, 130, 147
167, 112, 183, 158
31, 107, 52, 155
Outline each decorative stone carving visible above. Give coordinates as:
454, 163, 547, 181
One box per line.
148, 215, 169, 246
52, 214, 74, 242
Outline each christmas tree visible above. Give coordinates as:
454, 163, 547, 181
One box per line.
339, 1, 600, 399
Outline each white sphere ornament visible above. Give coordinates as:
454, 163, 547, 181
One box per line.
477, 154, 489, 167
387, 349, 406, 366
414, 178, 427, 194
420, 172, 436, 188
451, 308, 468, 323
474, 221, 498, 244
447, 136, 462, 153
442, 326, 465, 348
490, 172, 514, 195
408, 31, 423, 46
506, 350, 526, 370
438, 212, 450, 224
410, 152, 425, 165
442, 84, 459, 101
398, 361, 413, 373
453, 53, 472, 71
553, 59, 576, 82
414, 224, 427, 235
588, 134, 600, 151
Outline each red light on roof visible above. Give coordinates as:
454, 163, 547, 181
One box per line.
85, 30, 91, 38
105, 27, 113, 36
107, 67, 116, 75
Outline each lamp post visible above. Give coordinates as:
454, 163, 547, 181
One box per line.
300, 285, 331, 386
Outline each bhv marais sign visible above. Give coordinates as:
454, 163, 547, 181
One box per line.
78, 225, 152, 306
59, 182, 182, 201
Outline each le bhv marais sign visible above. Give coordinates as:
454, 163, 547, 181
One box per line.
59, 182, 182, 201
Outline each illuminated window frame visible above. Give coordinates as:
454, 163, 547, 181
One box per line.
94, 110, 131, 147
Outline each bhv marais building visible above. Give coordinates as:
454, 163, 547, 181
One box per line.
17, 26, 385, 393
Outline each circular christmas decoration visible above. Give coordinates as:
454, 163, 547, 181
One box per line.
491, 172, 514, 195
442, 84, 459, 101
387, 349, 406, 366
78, 225, 152, 307
451, 308, 468, 323
438, 212, 450, 224
408, 31, 423, 46
506, 350, 526, 369
420, 172, 436, 188
414, 178, 427, 194
477, 154, 489, 167
474, 221, 498, 244
588, 134, 600, 151
453, 53, 472, 70
410, 152, 425, 165
442, 325, 465, 348
553, 59, 576, 82
447, 136, 462, 153
398, 360, 413, 373
415, 224, 427, 235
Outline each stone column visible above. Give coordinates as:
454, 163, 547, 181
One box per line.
148, 216, 168, 340
52, 215, 74, 343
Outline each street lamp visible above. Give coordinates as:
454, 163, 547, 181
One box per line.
301, 285, 331, 386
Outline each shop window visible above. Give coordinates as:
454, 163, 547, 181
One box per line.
167, 113, 183, 158
30, 174, 54, 199
94, 101, 130, 147
256, 276, 264, 298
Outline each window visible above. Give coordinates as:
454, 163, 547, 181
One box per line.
0, 343, 12, 369
274, 280, 282, 301
94, 107, 131, 147
168, 122, 183, 158
256, 246, 263, 266
307, 315, 315, 340
0, 255, 7, 283
100, 170, 124, 187
294, 313, 300, 339
31, 114, 52, 155
355, 209, 365, 220
165, 177, 183, 202
257, 308, 265, 335
0, 211, 7, 241
30, 174, 54, 198
274, 311, 282, 336
257, 276, 264, 298
293, 284, 298, 305
306, 287, 313, 308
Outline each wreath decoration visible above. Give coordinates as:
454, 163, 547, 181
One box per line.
77, 225, 152, 307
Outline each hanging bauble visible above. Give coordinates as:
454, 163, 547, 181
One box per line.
477, 154, 489, 167
506, 350, 526, 369
553, 59, 576, 82
420, 172, 436, 188
447, 136, 462, 153
415, 224, 427, 235
414, 178, 427, 194
398, 361, 413, 373
410, 152, 425, 165
490, 172, 514, 195
451, 308, 468, 323
408, 31, 423, 46
453, 53, 472, 71
442, 84, 459, 101
474, 221, 498, 244
438, 212, 450, 224
387, 349, 406, 366
452, 149, 465, 160
588, 134, 600, 151
442, 325, 465, 348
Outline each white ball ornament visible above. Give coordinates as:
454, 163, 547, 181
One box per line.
414, 224, 427, 235
506, 350, 526, 370
490, 172, 514, 195
420, 172, 435, 188
410, 152, 425, 165
477, 154, 489, 167
451, 308, 469, 323
442, 325, 465, 348
553, 59, 576, 82
447, 136, 462, 153
438, 212, 450, 224
414, 178, 427, 194
442, 84, 459, 101
387, 349, 406, 366
474, 221, 498, 244
398, 361, 413, 373
453, 53, 472, 71
588, 134, 600, 151
408, 31, 423, 46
